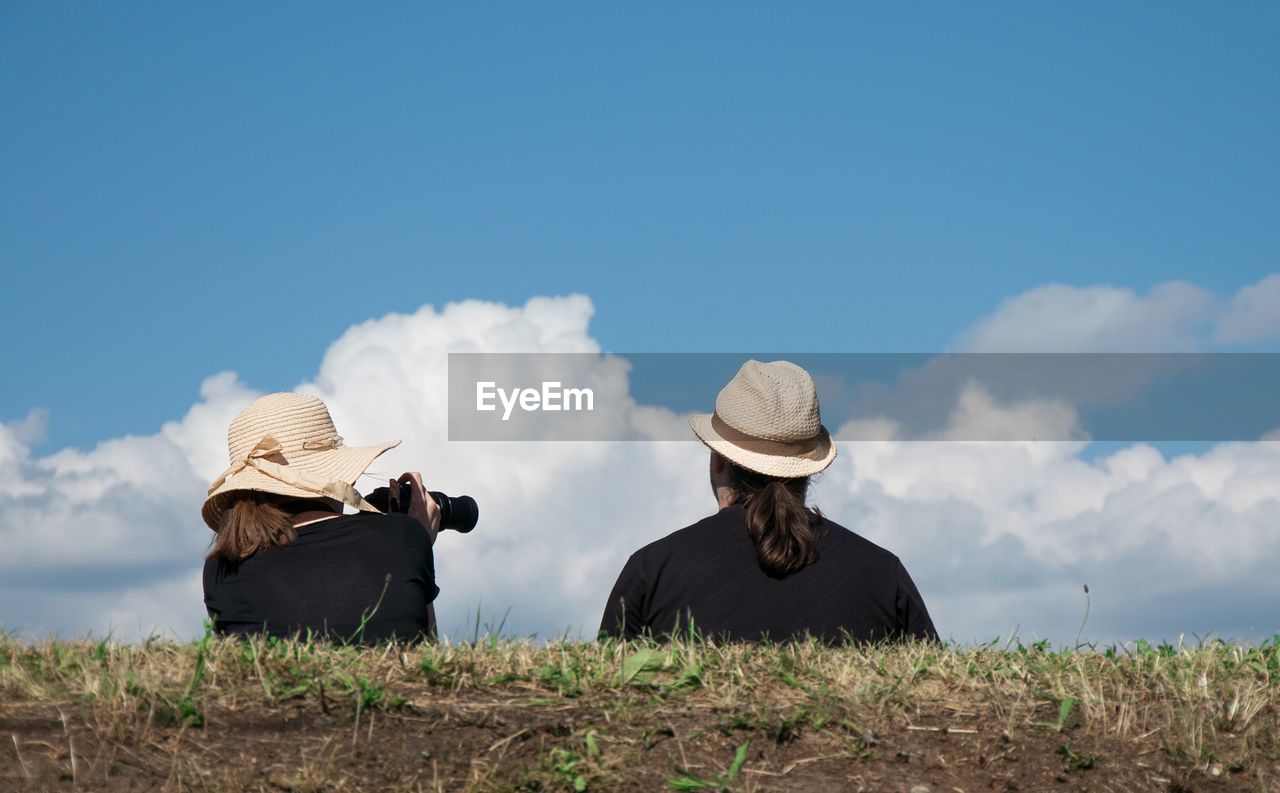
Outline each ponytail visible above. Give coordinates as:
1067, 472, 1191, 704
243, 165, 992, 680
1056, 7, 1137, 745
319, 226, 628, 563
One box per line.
207, 493, 297, 562
732, 464, 822, 578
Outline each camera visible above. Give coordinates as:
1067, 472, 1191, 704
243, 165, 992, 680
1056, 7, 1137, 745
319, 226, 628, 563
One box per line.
419, 484, 479, 534
367, 481, 479, 533
394, 475, 476, 532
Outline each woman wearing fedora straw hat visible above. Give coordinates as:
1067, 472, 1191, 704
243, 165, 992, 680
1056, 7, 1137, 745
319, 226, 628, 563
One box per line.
600, 360, 937, 644
202, 392, 442, 643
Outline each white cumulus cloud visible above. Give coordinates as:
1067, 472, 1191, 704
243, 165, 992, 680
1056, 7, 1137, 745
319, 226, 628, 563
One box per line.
1216, 274, 1280, 343
956, 274, 1280, 352
0, 296, 707, 640
2, 290, 1278, 646
955, 281, 1218, 352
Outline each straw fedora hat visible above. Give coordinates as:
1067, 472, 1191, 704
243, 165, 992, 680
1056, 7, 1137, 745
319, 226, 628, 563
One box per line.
689, 360, 836, 478
201, 392, 400, 530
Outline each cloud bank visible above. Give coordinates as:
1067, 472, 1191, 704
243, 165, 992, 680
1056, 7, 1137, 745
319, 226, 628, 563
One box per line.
955, 275, 1280, 352
2, 286, 1278, 645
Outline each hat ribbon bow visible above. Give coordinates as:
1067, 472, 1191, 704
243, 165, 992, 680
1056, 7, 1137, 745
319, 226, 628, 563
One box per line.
207, 435, 379, 513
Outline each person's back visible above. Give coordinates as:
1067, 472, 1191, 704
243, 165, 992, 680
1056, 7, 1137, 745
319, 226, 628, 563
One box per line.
204, 511, 437, 643
599, 360, 937, 644
601, 504, 933, 643
199, 392, 444, 645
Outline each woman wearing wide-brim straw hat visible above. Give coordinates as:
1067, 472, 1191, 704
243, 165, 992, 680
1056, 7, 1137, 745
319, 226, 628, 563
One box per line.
599, 360, 938, 644
201, 392, 443, 644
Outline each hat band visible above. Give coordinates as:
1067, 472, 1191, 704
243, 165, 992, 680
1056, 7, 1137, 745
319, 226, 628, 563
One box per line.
710, 413, 825, 460
208, 435, 380, 514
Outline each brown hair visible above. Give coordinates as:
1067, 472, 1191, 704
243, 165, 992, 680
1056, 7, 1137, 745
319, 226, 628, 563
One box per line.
206, 493, 298, 562
729, 463, 823, 578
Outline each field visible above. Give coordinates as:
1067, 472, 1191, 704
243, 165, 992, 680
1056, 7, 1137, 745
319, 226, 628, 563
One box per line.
2, 631, 1277, 791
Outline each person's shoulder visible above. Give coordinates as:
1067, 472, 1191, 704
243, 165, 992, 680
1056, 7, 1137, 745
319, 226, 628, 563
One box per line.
629, 507, 739, 562
818, 514, 902, 566
201, 553, 221, 581
339, 511, 430, 544
338, 510, 418, 528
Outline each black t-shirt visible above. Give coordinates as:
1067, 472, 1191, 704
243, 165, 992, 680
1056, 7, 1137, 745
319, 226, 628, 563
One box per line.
203, 512, 438, 644
599, 504, 937, 644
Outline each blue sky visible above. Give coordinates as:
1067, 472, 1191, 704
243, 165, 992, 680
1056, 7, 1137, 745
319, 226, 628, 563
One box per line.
3, 3, 1280, 645
3, 2, 1278, 452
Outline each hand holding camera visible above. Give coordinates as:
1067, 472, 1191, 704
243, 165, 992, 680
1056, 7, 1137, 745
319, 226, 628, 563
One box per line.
365, 474, 479, 543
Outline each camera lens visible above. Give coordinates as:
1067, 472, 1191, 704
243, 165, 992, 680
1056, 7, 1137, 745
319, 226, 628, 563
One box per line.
429, 491, 479, 533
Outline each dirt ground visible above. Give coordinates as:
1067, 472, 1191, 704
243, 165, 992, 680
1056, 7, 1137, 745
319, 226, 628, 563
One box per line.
2, 685, 1269, 792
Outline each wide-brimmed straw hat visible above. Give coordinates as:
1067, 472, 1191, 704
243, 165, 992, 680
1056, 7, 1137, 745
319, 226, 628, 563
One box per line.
689, 360, 836, 478
201, 392, 400, 530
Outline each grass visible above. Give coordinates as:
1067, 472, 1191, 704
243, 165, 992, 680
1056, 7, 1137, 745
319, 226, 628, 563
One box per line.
1, 630, 1277, 790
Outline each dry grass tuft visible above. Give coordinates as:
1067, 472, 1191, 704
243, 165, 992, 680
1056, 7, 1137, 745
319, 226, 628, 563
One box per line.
1, 631, 1277, 790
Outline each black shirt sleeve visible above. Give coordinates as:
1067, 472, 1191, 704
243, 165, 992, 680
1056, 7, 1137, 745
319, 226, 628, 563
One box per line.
599, 552, 647, 640
894, 558, 939, 641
